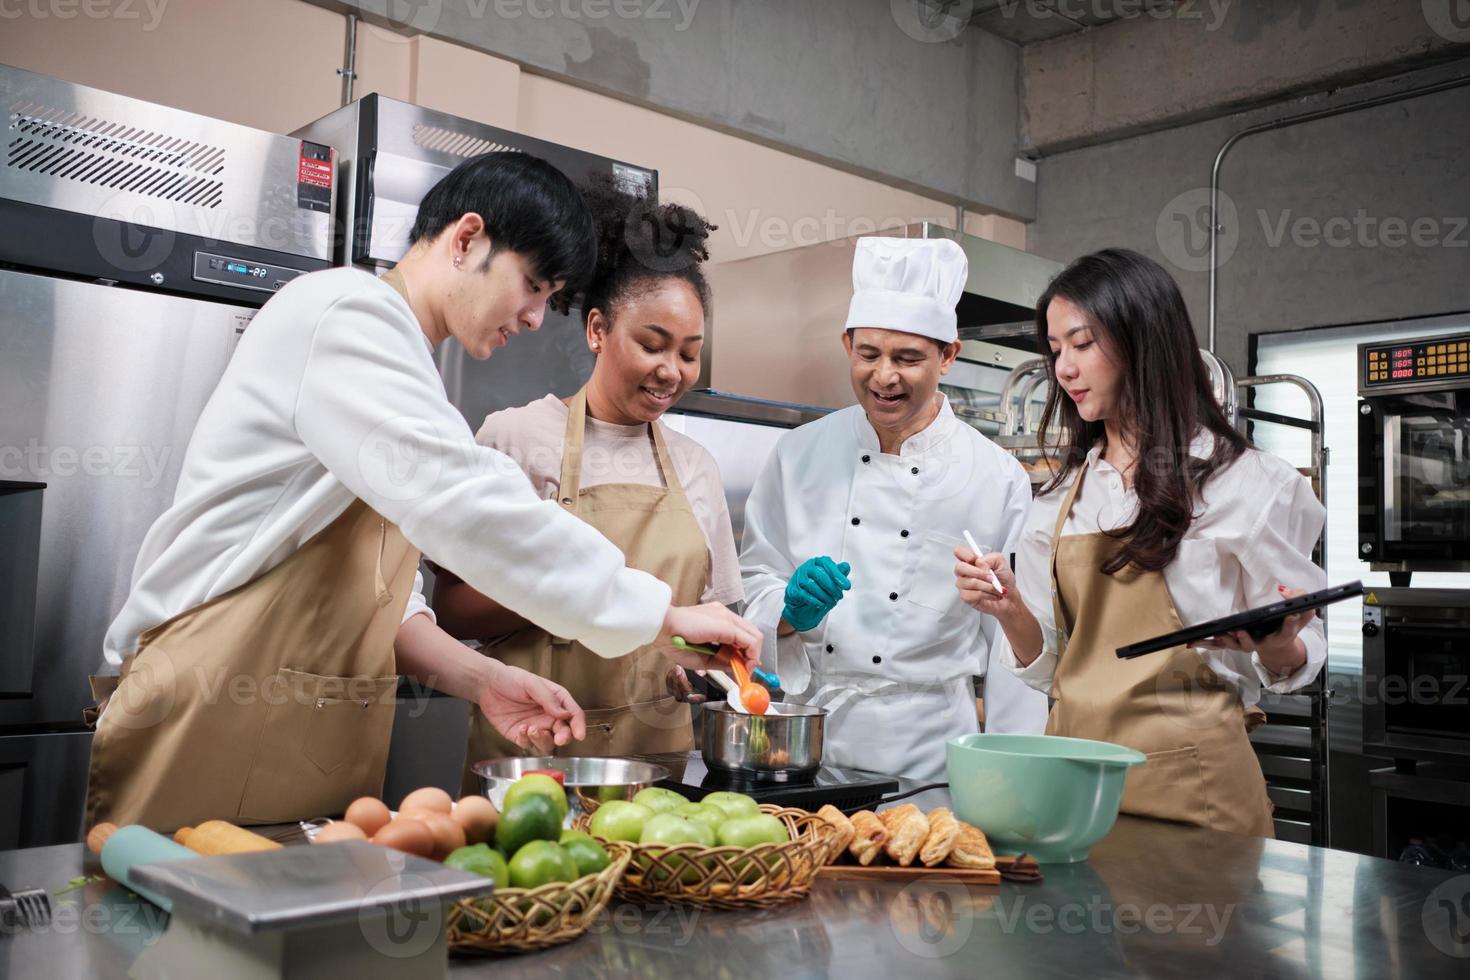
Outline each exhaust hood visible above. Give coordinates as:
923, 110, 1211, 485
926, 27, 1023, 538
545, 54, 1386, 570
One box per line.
696, 223, 1062, 413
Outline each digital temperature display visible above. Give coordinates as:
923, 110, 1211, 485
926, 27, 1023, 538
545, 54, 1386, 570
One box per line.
1363, 334, 1470, 388
225, 262, 270, 279
193, 251, 306, 295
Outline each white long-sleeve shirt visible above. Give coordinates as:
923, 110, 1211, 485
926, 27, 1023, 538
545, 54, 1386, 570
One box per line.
103, 268, 670, 666
997, 434, 1328, 706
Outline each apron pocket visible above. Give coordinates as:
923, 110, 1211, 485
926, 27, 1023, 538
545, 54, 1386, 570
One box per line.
1122, 744, 1208, 827
237, 667, 399, 823
906, 531, 966, 614
582, 699, 693, 757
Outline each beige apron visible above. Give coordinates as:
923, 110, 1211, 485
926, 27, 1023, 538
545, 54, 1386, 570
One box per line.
461, 387, 708, 793
85, 269, 424, 832
1045, 464, 1275, 837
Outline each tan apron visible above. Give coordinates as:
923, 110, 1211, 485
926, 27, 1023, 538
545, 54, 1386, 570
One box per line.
461, 387, 708, 793
84, 269, 424, 832
1045, 464, 1275, 837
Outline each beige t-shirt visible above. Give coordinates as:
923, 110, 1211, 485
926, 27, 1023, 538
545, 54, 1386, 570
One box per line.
475, 395, 743, 605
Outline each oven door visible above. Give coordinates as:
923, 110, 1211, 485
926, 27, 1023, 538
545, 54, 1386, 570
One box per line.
1359, 390, 1470, 564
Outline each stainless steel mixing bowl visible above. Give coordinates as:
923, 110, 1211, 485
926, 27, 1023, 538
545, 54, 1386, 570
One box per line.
471, 756, 670, 826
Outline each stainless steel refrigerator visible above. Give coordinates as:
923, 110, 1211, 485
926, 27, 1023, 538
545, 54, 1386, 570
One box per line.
0, 63, 332, 847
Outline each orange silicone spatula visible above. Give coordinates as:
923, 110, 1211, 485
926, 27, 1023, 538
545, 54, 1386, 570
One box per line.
730, 658, 770, 715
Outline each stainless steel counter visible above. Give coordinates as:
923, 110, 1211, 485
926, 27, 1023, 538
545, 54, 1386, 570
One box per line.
2, 814, 1466, 978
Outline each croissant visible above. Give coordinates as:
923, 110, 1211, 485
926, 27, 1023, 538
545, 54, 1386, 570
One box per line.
919, 807, 960, 866
880, 804, 930, 867
848, 810, 887, 866
947, 820, 996, 870
816, 805, 855, 859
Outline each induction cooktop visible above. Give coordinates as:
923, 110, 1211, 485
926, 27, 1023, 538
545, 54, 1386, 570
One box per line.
632, 752, 900, 813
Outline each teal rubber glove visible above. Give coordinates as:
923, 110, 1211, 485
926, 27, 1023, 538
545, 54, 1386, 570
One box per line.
782, 557, 852, 633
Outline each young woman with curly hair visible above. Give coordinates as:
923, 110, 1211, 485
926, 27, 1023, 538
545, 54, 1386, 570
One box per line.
433, 181, 741, 782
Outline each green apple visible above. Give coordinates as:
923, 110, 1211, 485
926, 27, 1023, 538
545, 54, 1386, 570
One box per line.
640, 813, 716, 884
640, 813, 716, 847
588, 800, 653, 842
503, 773, 569, 824
700, 791, 760, 821
631, 787, 690, 815
672, 802, 724, 836
716, 813, 790, 848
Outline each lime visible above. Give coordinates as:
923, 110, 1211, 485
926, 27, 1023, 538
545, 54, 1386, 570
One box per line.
508, 839, 578, 889
443, 843, 508, 887
560, 837, 611, 877
503, 774, 568, 824
495, 793, 562, 855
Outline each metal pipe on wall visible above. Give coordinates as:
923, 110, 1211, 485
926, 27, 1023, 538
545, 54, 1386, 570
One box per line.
339, 13, 359, 106
1207, 73, 1470, 352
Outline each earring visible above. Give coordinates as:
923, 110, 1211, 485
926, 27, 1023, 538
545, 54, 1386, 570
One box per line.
591, 343, 600, 351
453, 255, 463, 268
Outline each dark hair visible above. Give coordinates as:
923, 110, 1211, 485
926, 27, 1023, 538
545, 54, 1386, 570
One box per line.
1035, 248, 1246, 575
580, 175, 716, 326
409, 151, 596, 314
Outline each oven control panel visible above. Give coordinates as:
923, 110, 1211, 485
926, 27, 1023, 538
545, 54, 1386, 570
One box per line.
1362, 333, 1470, 391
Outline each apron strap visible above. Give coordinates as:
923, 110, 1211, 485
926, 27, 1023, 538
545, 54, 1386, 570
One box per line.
379, 267, 412, 306
1048, 460, 1091, 652
646, 416, 686, 495
559, 388, 590, 512
559, 386, 689, 511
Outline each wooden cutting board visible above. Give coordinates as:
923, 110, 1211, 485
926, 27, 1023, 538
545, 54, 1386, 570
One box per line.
818, 854, 1040, 886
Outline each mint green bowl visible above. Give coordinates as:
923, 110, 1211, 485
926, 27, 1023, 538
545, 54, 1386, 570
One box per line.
945, 733, 1146, 864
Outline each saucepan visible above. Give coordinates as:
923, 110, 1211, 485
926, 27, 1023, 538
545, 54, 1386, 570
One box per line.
700, 701, 826, 781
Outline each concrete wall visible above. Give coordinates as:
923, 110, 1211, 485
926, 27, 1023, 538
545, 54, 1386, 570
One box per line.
1022, 0, 1469, 153
1027, 61, 1470, 375
306, 0, 1038, 218
0, 0, 1026, 265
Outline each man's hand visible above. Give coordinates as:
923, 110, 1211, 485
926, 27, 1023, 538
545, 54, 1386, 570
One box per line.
782, 556, 851, 632
657, 602, 762, 671
476, 659, 586, 755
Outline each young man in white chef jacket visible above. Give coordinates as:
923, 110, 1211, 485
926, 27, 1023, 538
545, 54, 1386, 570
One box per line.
740, 237, 1048, 785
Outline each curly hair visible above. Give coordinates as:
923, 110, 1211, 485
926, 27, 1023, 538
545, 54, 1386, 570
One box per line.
579, 175, 717, 326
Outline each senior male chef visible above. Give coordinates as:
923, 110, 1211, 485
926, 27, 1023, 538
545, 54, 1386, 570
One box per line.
86, 152, 759, 833
739, 237, 1047, 785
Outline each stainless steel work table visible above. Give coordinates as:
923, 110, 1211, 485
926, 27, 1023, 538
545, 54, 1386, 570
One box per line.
3, 812, 1467, 978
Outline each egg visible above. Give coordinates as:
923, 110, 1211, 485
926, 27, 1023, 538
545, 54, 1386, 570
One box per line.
452, 795, 499, 845
373, 817, 435, 858
313, 821, 368, 844
344, 797, 392, 837
421, 812, 467, 859
399, 787, 454, 815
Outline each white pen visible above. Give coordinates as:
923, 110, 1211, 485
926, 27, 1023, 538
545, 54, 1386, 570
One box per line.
962, 529, 1006, 597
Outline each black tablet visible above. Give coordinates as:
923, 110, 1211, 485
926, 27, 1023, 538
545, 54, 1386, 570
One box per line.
1114, 581, 1365, 660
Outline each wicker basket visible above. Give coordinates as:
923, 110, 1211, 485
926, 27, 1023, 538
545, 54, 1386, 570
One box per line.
444, 840, 633, 955
574, 804, 838, 910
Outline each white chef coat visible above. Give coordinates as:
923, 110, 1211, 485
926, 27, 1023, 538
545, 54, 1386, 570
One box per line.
997, 433, 1328, 705
103, 268, 670, 667
740, 396, 1049, 783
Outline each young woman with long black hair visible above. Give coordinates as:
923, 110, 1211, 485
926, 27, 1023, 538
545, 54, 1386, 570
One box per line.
955, 248, 1326, 837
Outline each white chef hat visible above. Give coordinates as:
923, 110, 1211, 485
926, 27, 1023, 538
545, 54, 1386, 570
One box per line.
844, 237, 968, 344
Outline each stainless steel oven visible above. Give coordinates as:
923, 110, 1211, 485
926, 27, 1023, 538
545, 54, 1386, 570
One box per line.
1358, 332, 1470, 577
1361, 588, 1470, 766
